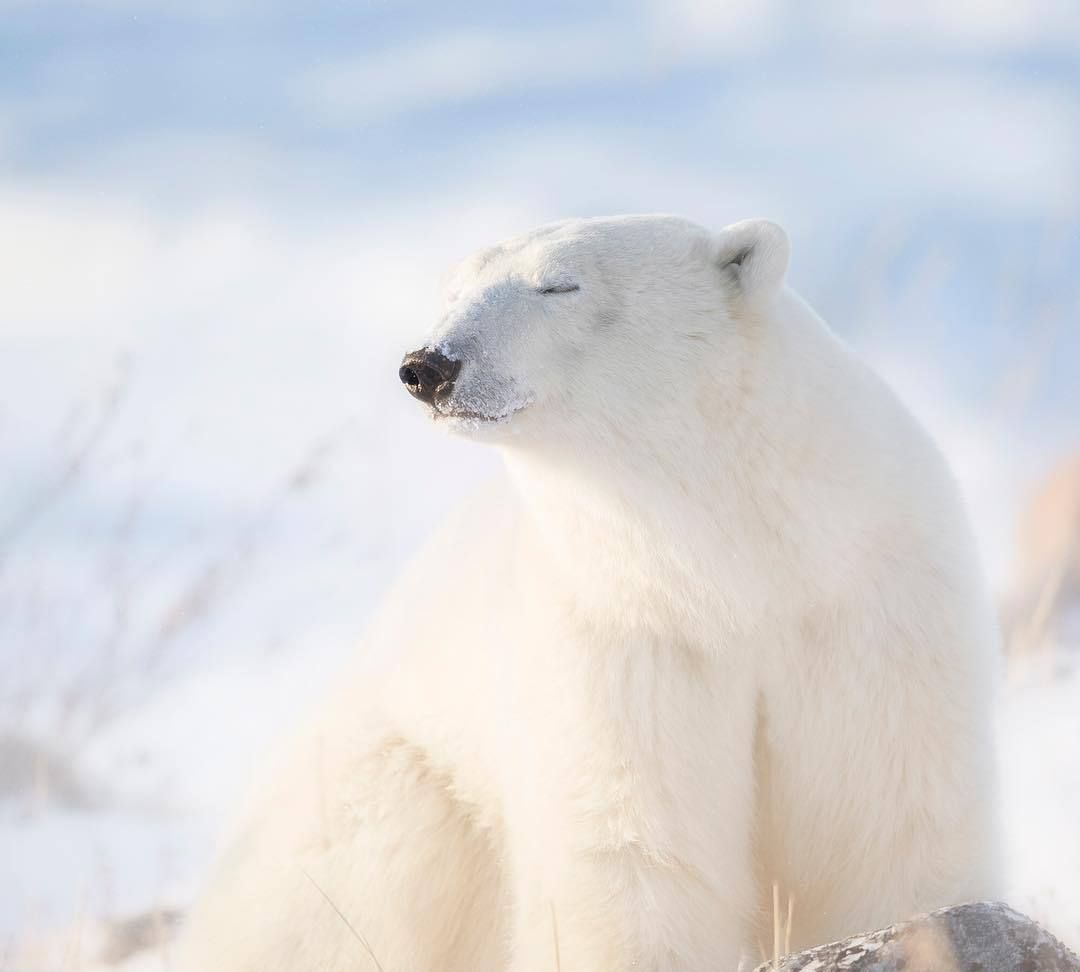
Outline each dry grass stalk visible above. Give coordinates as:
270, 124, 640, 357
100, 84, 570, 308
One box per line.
301, 867, 384, 972
549, 901, 562, 972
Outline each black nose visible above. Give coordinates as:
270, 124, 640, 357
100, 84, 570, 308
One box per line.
399, 347, 461, 405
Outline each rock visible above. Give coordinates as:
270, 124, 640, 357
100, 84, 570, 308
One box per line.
755, 902, 1080, 972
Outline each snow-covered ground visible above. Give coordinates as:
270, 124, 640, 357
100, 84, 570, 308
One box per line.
1003, 649, 1080, 949
6, 649, 1080, 970
2, 1, 1078, 968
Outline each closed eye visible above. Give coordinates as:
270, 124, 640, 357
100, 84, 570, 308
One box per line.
538, 283, 580, 295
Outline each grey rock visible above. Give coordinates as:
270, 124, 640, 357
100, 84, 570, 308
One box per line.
755, 902, 1080, 972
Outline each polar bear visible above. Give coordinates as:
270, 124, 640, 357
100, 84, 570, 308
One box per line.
175, 215, 1001, 972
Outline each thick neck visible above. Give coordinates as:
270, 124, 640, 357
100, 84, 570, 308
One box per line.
496, 294, 841, 637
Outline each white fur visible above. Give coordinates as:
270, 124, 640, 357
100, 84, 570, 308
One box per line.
176, 215, 1001, 972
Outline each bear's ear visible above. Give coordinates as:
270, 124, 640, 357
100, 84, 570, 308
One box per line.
711, 219, 790, 297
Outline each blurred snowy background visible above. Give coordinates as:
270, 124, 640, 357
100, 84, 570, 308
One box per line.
1, 0, 1079, 968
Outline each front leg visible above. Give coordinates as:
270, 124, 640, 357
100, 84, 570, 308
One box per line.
504, 639, 759, 972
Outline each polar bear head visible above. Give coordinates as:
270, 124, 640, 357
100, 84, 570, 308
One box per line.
399, 215, 790, 447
